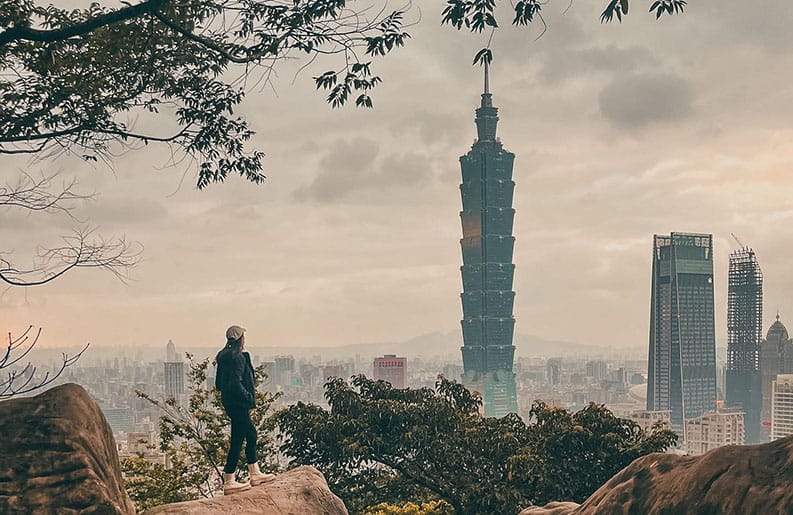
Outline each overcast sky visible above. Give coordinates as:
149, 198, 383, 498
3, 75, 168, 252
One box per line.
3, 1, 793, 351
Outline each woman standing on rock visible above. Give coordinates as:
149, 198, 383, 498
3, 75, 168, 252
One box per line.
215, 325, 275, 495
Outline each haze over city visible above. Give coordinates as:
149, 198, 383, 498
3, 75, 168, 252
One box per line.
3, 1, 793, 352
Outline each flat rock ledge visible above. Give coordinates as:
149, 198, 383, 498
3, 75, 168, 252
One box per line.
144, 466, 348, 515
0, 383, 135, 515
519, 435, 793, 514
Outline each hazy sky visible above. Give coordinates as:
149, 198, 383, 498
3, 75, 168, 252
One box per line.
3, 1, 793, 351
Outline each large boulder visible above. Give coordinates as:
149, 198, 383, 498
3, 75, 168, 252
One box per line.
0, 383, 135, 514
144, 466, 347, 514
520, 436, 793, 514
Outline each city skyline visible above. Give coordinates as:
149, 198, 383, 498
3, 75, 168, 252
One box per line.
4, 3, 793, 351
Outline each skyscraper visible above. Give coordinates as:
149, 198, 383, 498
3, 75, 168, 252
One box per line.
725, 247, 763, 443
163, 339, 184, 399
760, 315, 793, 439
166, 339, 178, 362
646, 233, 717, 439
459, 65, 518, 417
771, 374, 793, 440
373, 354, 407, 389
273, 355, 295, 388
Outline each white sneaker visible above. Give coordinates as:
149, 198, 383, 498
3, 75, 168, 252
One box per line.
223, 473, 251, 495
248, 463, 276, 486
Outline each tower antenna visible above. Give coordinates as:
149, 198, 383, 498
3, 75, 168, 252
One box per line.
484, 59, 489, 95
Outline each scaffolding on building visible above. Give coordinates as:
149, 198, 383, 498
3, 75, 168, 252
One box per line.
727, 247, 763, 372
726, 245, 763, 443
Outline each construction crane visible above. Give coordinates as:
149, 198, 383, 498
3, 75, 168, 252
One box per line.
731, 233, 746, 249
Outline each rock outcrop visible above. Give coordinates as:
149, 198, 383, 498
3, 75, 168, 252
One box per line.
0, 383, 135, 514
520, 435, 793, 514
144, 466, 347, 515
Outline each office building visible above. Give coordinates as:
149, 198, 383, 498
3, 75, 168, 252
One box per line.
273, 355, 295, 388
547, 359, 562, 386
646, 233, 717, 438
166, 339, 178, 362
163, 340, 184, 399
771, 374, 793, 440
684, 410, 745, 456
760, 316, 793, 439
373, 354, 407, 389
102, 407, 132, 433
459, 64, 518, 417
586, 360, 608, 382
725, 247, 763, 443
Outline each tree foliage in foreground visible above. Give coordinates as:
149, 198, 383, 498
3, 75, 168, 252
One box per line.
1, 0, 686, 187
122, 354, 281, 511
1, 0, 410, 187
365, 500, 454, 515
276, 375, 677, 514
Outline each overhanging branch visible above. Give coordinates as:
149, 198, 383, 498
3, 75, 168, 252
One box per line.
0, 0, 166, 47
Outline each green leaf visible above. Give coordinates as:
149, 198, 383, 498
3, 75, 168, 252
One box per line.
473, 47, 493, 66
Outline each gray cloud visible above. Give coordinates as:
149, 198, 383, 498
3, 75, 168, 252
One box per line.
693, 3, 793, 53
377, 152, 431, 188
539, 44, 659, 84
293, 139, 434, 203
598, 72, 694, 128
389, 111, 469, 148
84, 196, 168, 225
293, 138, 380, 202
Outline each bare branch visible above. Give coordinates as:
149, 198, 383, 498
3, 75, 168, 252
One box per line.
0, 171, 92, 220
1, 170, 142, 287
0, 227, 143, 287
0, 326, 89, 399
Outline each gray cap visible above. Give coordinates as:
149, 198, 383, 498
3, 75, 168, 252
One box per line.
225, 325, 246, 340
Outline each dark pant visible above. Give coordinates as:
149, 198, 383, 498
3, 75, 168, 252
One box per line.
223, 406, 257, 473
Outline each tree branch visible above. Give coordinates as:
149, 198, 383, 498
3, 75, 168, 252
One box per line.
0, 0, 166, 48
0, 326, 89, 399
0, 227, 143, 287
0, 171, 91, 220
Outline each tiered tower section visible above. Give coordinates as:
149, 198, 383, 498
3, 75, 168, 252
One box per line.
459, 66, 518, 417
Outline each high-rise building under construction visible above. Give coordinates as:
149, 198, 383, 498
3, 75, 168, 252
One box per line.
646, 233, 717, 438
725, 247, 763, 443
458, 66, 518, 417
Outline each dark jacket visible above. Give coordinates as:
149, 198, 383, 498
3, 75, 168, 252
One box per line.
215, 347, 256, 411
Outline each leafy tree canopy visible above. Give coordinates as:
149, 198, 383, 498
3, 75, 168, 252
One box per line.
1, 0, 686, 188
275, 375, 677, 514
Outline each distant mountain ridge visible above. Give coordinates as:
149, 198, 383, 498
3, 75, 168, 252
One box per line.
244, 332, 641, 360
31, 332, 644, 362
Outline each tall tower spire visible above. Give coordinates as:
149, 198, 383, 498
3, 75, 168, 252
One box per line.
484, 59, 490, 95
459, 64, 518, 417
475, 63, 498, 141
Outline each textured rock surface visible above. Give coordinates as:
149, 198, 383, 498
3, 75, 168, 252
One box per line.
519, 436, 793, 514
144, 465, 347, 515
0, 383, 135, 514
521, 502, 580, 514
